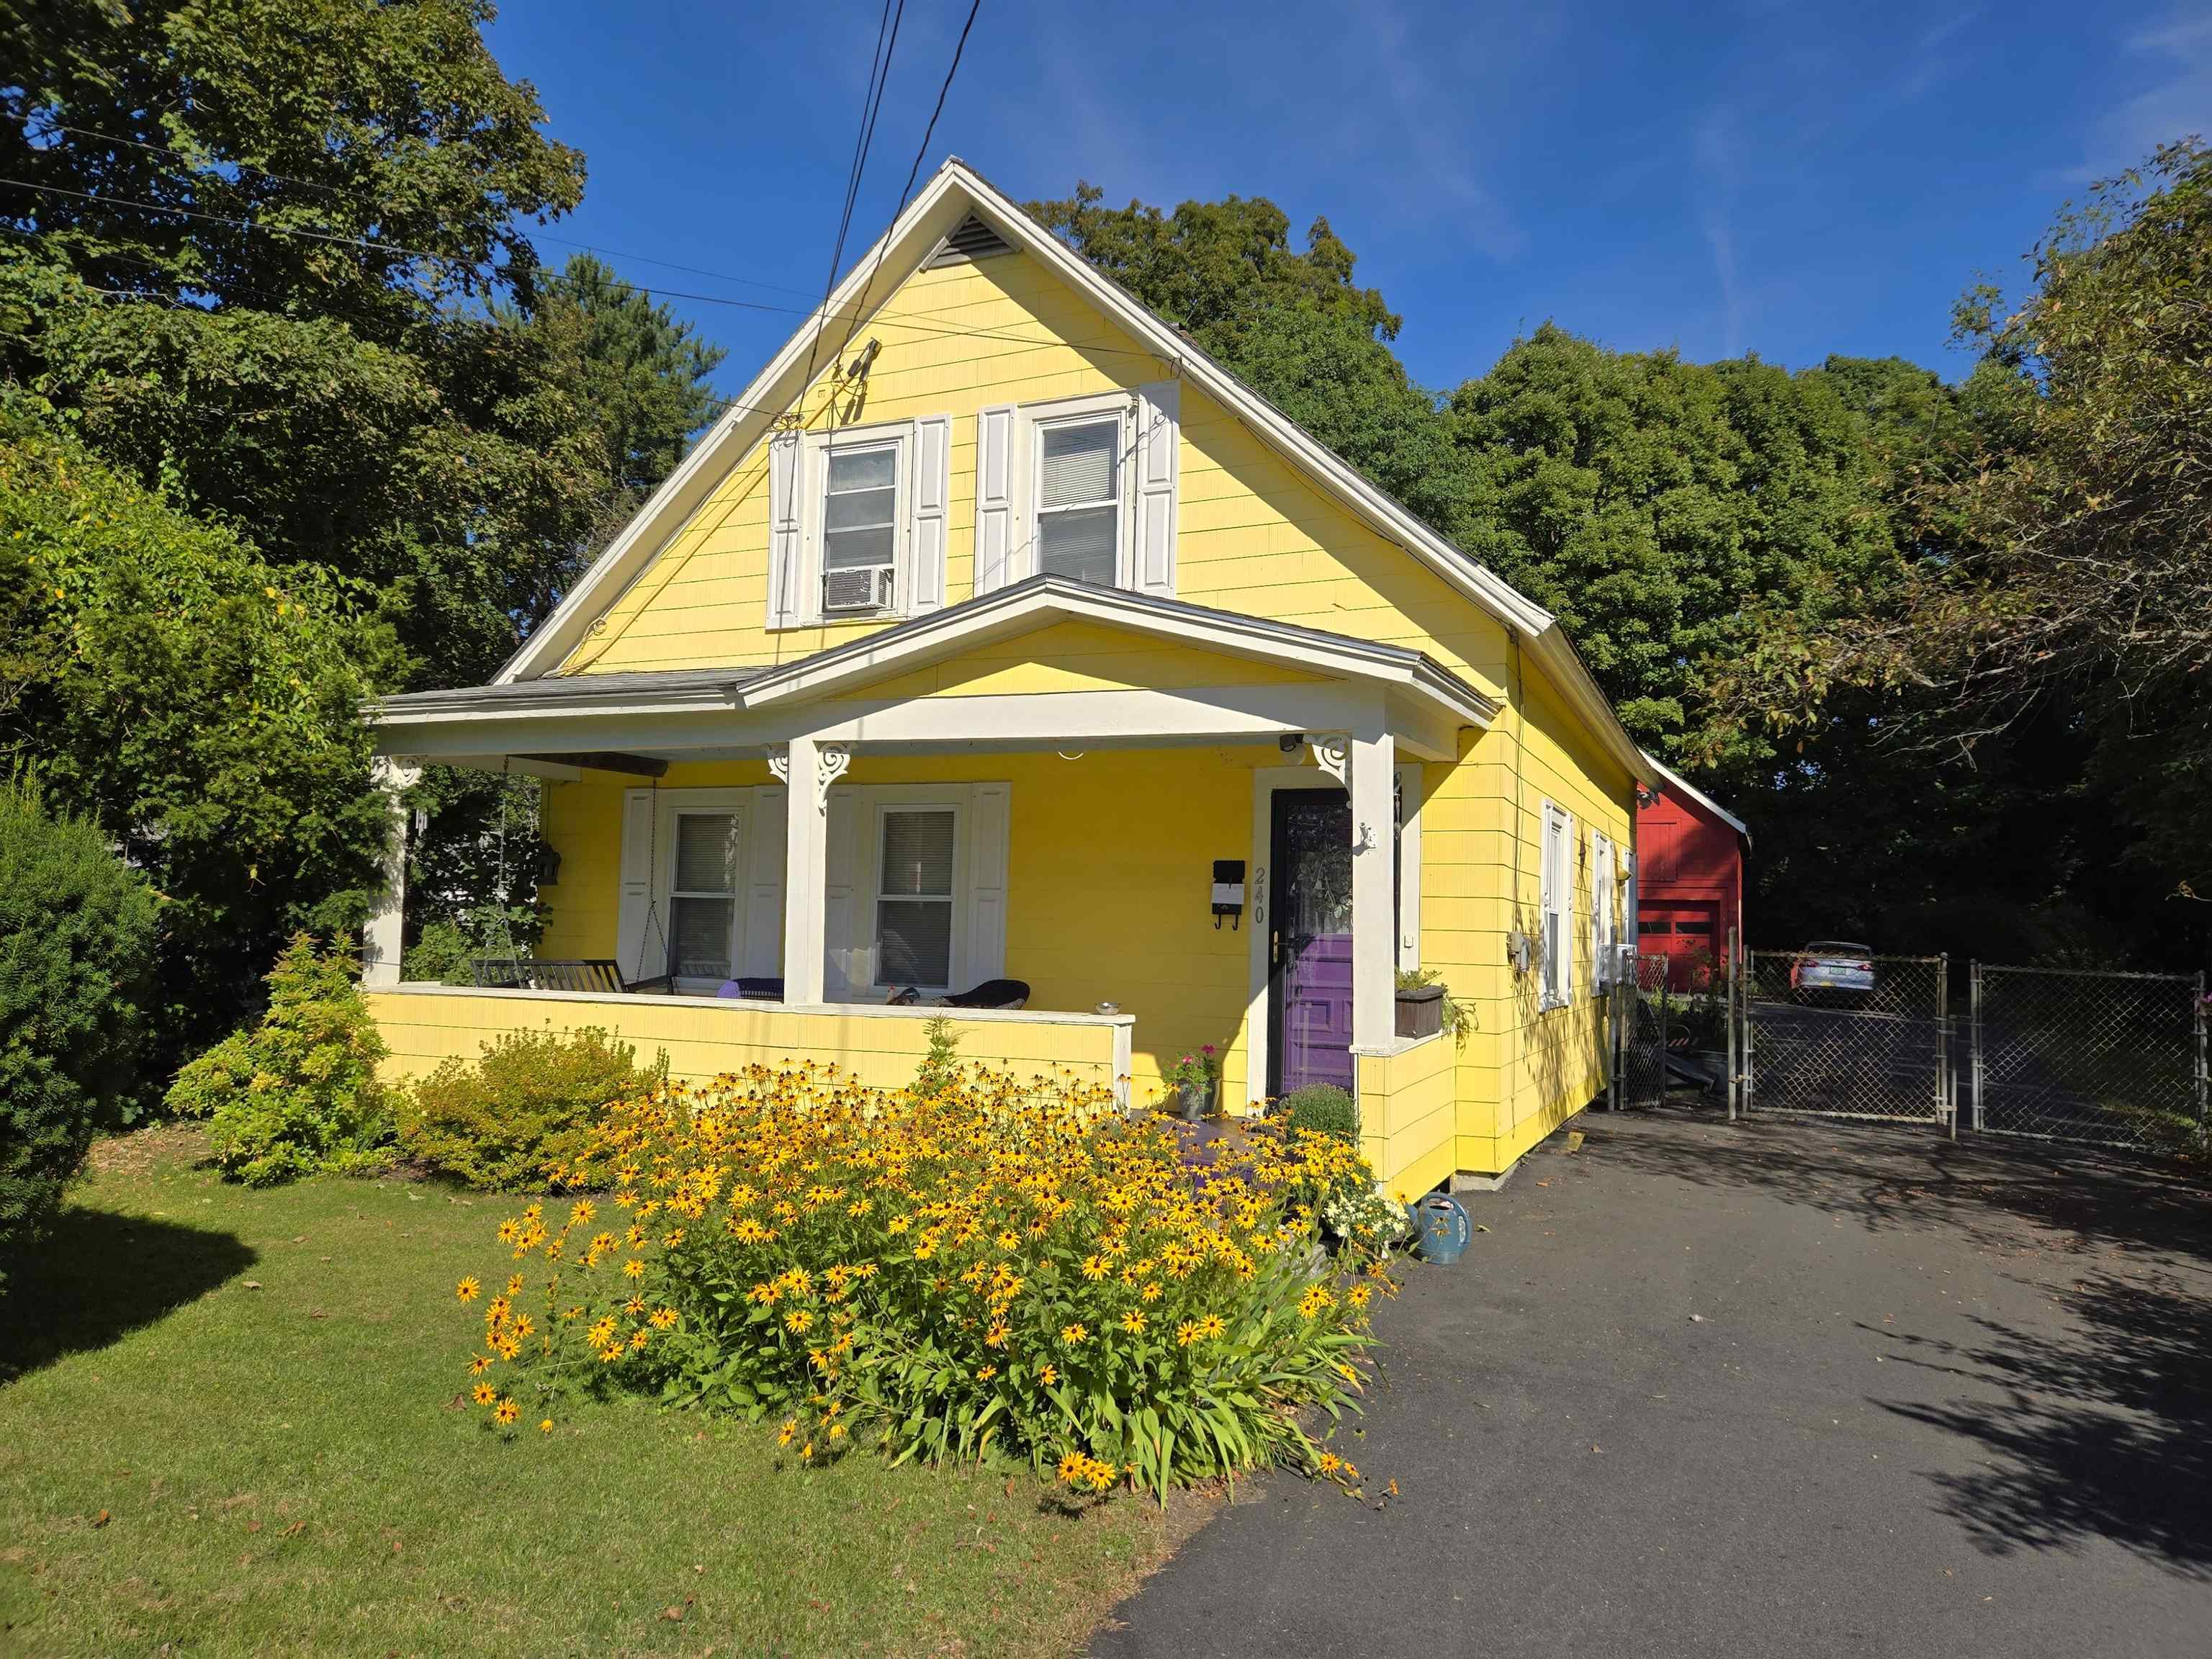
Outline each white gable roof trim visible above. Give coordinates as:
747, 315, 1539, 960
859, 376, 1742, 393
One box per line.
497, 158, 1650, 786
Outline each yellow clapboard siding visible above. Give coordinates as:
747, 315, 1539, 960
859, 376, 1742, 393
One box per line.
367, 988, 1124, 1097
490, 230, 1642, 1187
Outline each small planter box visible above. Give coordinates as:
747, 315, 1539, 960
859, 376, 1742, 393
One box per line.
1395, 983, 1444, 1039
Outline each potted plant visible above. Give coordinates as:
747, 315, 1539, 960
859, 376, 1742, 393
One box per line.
1162, 1045, 1221, 1122
1396, 968, 1475, 1042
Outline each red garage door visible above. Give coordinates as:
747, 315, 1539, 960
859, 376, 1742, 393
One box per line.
1639, 902, 1720, 992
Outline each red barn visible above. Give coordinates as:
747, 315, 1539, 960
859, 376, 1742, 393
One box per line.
1635, 758, 1749, 992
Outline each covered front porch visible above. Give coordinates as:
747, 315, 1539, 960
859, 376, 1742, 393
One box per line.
365, 578, 1493, 1151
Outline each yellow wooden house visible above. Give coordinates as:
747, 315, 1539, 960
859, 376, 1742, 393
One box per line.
362, 159, 1657, 1195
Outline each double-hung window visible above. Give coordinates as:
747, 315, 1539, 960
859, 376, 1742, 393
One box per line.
669, 810, 741, 981
1035, 415, 1123, 586
875, 806, 958, 989
819, 439, 902, 615
1539, 801, 1573, 1009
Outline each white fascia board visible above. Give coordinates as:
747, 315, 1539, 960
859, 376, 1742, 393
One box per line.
1643, 752, 1751, 841
495, 168, 984, 684
736, 580, 1457, 711
946, 166, 1557, 638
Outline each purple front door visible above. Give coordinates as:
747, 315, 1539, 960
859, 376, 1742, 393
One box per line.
1269, 791, 1355, 1096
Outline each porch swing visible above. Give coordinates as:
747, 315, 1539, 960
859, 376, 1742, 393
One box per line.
466, 764, 675, 997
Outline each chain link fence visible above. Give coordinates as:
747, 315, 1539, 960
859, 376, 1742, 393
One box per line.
1741, 950, 1949, 1125
1972, 964, 2210, 1154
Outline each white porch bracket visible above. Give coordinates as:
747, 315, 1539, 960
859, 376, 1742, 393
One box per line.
1308, 732, 1350, 789
362, 755, 421, 988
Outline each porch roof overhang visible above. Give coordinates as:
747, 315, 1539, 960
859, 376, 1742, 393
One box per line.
369, 577, 1496, 769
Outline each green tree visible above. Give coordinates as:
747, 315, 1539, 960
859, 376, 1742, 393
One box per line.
0, 410, 399, 1058
0, 773, 158, 1290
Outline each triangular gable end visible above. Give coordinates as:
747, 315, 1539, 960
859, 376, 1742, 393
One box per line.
497, 157, 1655, 788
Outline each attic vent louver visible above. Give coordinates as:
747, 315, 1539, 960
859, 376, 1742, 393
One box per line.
923, 213, 1013, 269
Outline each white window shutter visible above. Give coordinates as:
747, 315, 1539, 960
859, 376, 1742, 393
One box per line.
974, 405, 1018, 596
765, 430, 803, 629
1591, 834, 1613, 989
911, 415, 950, 613
822, 791, 860, 1001
616, 788, 660, 982
1131, 381, 1179, 598
966, 782, 1010, 984
744, 786, 786, 976
1560, 811, 1576, 1002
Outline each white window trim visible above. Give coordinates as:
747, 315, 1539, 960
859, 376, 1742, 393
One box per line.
869, 800, 967, 993
1027, 391, 1137, 590
1539, 799, 1574, 1011
627, 786, 786, 992
791, 418, 915, 628
1243, 762, 1426, 1107
824, 781, 1007, 1000
1591, 829, 1617, 990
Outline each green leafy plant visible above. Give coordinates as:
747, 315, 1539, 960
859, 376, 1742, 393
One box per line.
398, 1026, 653, 1192
454, 1064, 1397, 1498
914, 1015, 962, 1100
1396, 967, 1475, 1042
0, 773, 158, 1292
1278, 1084, 1358, 1141
166, 935, 392, 1186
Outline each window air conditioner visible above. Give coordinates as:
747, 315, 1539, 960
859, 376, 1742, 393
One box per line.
824, 565, 894, 613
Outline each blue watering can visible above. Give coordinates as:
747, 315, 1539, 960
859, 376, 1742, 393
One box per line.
1408, 1193, 1473, 1265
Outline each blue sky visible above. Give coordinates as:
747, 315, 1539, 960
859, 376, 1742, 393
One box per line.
485, 1, 2212, 398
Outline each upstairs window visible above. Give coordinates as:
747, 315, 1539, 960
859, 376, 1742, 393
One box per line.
820, 441, 901, 615
1035, 417, 1122, 586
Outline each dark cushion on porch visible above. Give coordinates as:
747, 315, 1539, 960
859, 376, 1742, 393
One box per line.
467, 958, 670, 995
936, 979, 1030, 1010
717, 976, 785, 1001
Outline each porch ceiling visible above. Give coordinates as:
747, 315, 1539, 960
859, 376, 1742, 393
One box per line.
369, 577, 1494, 770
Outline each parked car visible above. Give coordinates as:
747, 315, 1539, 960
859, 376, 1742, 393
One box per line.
1791, 942, 1874, 1004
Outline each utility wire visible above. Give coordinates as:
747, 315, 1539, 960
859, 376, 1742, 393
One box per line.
800, 0, 906, 393
838, 0, 984, 364
1, 176, 1165, 361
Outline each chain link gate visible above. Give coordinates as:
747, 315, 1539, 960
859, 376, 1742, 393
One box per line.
1740, 950, 1949, 1125
1971, 964, 2210, 1154
1614, 950, 1671, 1110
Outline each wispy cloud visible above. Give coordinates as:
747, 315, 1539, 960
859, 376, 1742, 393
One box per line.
1694, 109, 1743, 356
2058, 4, 2212, 181
1362, 0, 1528, 261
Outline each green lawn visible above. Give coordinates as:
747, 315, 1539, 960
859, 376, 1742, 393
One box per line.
0, 1128, 1205, 1657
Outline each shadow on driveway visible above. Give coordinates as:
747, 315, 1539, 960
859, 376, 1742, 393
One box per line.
1093, 1111, 2212, 1659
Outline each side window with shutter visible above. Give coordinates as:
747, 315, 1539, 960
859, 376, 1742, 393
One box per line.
1539, 801, 1573, 1009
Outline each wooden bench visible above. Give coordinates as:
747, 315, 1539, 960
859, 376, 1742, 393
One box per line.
466, 958, 673, 995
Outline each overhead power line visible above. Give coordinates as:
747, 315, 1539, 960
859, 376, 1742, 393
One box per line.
1, 174, 1164, 362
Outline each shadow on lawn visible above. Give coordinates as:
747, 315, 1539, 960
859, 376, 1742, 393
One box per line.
1871, 1271, 2212, 1579
0, 1207, 257, 1382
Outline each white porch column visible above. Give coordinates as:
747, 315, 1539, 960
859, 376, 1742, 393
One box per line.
361, 755, 419, 988
778, 737, 840, 1004
1349, 729, 1397, 1051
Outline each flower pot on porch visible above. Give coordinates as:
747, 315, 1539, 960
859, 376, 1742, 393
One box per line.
1395, 982, 1444, 1040
1174, 1078, 1218, 1122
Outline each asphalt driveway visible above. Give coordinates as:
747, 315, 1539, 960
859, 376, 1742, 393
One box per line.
1094, 1110, 2212, 1659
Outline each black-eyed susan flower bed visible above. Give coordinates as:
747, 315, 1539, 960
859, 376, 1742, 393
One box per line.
459, 1063, 1395, 1498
